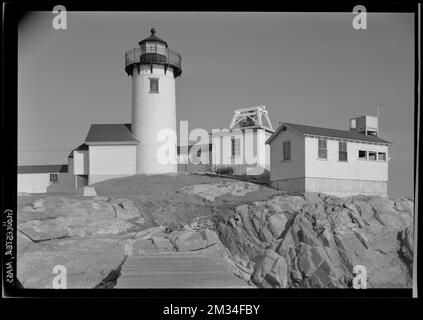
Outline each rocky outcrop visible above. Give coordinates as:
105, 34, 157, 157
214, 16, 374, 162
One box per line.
180, 181, 260, 201
17, 196, 243, 288
214, 193, 414, 288
17, 182, 415, 289
17, 237, 127, 288
19, 197, 143, 239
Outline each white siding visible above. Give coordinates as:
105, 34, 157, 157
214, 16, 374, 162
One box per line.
268, 128, 390, 197
304, 137, 389, 182
89, 145, 136, 184
72, 150, 88, 175
211, 128, 271, 175
18, 172, 75, 193
269, 128, 305, 182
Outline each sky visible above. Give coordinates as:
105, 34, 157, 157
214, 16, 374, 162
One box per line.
18, 11, 415, 198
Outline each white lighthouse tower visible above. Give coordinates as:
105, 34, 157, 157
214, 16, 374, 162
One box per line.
125, 28, 182, 174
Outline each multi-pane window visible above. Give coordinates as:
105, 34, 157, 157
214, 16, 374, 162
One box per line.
318, 139, 327, 159
358, 150, 386, 161
149, 78, 159, 93
368, 151, 377, 161
339, 141, 347, 161
378, 152, 386, 161
231, 137, 240, 157
50, 173, 58, 183
283, 141, 291, 161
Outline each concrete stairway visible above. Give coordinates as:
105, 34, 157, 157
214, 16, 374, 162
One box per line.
115, 251, 250, 288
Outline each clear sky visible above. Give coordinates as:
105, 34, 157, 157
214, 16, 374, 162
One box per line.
18, 11, 415, 198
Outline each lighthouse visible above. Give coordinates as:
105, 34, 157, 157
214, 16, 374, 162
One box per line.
125, 28, 182, 174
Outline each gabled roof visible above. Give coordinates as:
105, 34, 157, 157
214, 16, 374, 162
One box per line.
85, 123, 139, 145
68, 143, 88, 158
18, 164, 68, 174
266, 122, 393, 145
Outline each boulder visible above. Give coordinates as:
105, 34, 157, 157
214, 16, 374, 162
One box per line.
66, 219, 135, 237
135, 226, 167, 240
200, 229, 221, 246
394, 199, 414, 213
151, 237, 174, 252
180, 181, 260, 201
303, 192, 323, 205
112, 203, 140, 221
32, 199, 45, 209
18, 219, 69, 241
368, 197, 396, 215
169, 230, 208, 252
251, 248, 288, 288
18, 196, 143, 238
17, 237, 125, 288
294, 243, 345, 288
399, 226, 414, 262
268, 214, 287, 238
17, 230, 33, 257
270, 195, 305, 213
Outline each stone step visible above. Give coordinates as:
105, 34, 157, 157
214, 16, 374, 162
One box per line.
116, 253, 250, 288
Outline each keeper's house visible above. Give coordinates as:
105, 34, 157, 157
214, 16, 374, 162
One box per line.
266, 115, 393, 197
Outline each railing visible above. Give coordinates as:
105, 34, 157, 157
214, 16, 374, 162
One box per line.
125, 46, 182, 76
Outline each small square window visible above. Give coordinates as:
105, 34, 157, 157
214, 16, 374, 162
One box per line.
358, 150, 367, 159
378, 152, 386, 161
368, 152, 377, 161
50, 173, 58, 183
150, 78, 159, 93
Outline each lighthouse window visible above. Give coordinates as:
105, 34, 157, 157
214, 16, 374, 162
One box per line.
149, 78, 159, 93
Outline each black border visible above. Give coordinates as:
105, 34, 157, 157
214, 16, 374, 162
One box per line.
1, 0, 421, 304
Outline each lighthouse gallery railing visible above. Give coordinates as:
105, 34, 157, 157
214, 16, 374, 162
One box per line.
125, 47, 182, 75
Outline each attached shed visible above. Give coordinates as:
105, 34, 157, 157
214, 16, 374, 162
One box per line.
18, 164, 74, 193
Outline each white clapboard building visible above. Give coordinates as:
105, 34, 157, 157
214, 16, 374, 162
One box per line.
266, 115, 392, 197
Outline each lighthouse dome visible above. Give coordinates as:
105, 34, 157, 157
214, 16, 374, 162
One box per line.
138, 28, 168, 48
